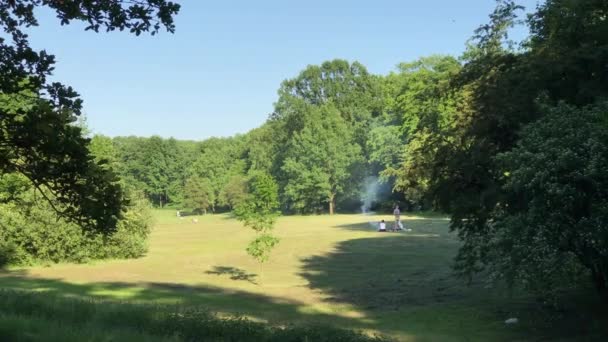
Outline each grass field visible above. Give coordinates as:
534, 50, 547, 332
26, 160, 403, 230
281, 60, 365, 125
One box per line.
0, 210, 603, 341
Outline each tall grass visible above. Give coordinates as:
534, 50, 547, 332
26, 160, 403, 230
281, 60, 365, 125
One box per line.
0, 290, 390, 342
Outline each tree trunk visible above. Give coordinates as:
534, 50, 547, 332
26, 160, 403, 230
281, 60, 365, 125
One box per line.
159, 196, 163, 208
328, 194, 335, 215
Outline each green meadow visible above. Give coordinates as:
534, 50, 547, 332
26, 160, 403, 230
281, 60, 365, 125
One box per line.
3, 210, 601, 341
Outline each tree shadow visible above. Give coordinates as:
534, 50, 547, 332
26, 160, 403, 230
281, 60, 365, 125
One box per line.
334, 222, 378, 232
0, 272, 381, 334
333, 217, 453, 234
205, 266, 258, 285
299, 230, 608, 340
300, 234, 475, 310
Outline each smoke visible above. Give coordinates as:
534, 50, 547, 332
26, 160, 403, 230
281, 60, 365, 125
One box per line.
361, 176, 381, 214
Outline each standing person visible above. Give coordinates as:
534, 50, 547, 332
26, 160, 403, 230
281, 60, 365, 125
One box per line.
393, 205, 401, 231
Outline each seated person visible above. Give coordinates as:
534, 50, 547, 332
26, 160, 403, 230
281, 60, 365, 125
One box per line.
378, 219, 387, 232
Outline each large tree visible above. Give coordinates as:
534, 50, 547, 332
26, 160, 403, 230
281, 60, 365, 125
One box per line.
281, 104, 363, 214
395, 0, 608, 298
112, 136, 195, 207
189, 137, 247, 211
494, 102, 608, 296
183, 176, 215, 215
273, 59, 383, 152
386, 55, 470, 204
0, 1, 180, 232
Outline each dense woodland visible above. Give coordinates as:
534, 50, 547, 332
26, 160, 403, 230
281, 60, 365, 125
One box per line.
1, 0, 608, 306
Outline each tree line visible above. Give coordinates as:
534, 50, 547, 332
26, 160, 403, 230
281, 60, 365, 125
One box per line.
97, 59, 403, 215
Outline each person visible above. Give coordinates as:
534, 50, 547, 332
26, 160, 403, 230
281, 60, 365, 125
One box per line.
393, 205, 401, 231
378, 219, 386, 232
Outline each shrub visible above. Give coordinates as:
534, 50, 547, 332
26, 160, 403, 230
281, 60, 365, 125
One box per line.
0, 174, 153, 265
0, 241, 17, 268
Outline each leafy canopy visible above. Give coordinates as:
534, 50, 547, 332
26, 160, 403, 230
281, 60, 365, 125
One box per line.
0, 0, 180, 232
281, 104, 363, 214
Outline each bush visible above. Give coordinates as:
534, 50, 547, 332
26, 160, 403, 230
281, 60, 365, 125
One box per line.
0, 174, 153, 265
0, 241, 16, 268
478, 102, 608, 300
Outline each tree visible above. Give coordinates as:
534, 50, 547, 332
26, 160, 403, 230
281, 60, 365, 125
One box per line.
282, 104, 363, 214
189, 137, 247, 211
392, 0, 608, 300
274, 59, 382, 119
387, 56, 462, 136
89, 135, 120, 170
234, 173, 280, 263
0, 85, 124, 233
183, 176, 215, 214
243, 124, 276, 175
223, 175, 248, 210
366, 125, 403, 181
489, 102, 608, 297
273, 59, 382, 150
139, 137, 183, 207
0, 1, 180, 232
112, 136, 196, 207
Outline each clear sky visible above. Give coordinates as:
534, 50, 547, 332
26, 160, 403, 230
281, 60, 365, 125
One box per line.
27, 0, 539, 140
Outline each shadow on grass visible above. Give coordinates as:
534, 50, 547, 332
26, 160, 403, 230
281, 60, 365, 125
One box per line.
333, 217, 453, 234
300, 226, 608, 340
205, 266, 258, 285
0, 271, 387, 335
300, 234, 478, 310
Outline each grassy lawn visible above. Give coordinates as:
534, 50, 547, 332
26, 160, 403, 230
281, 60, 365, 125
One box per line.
0, 210, 600, 341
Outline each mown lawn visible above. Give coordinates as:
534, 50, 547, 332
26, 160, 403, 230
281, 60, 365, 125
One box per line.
0, 210, 603, 341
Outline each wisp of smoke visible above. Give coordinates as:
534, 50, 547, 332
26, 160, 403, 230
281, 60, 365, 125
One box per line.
360, 176, 388, 229
361, 176, 380, 214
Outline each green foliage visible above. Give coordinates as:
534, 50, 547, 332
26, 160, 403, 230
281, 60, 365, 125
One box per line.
183, 176, 215, 214
97, 192, 153, 259
388, 0, 608, 301
112, 136, 197, 207
282, 104, 363, 214
384, 55, 462, 136
244, 124, 277, 174
484, 102, 608, 296
89, 135, 120, 169
234, 173, 280, 263
189, 136, 247, 211
0, 1, 179, 232
274, 59, 382, 124
140, 137, 184, 207
366, 125, 403, 179
223, 175, 248, 209
0, 240, 17, 268
0, 85, 125, 233
246, 234, 281, 264
0, 174, 152, 265
235, 173, 280, 233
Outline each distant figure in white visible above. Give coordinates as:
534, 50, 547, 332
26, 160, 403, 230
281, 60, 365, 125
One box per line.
378, 219, 387, 232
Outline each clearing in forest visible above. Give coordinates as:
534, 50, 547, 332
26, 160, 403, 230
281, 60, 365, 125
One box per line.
0, 210, 551, 341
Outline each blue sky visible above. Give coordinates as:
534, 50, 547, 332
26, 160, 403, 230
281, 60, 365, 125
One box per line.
27, 0, 539, 140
